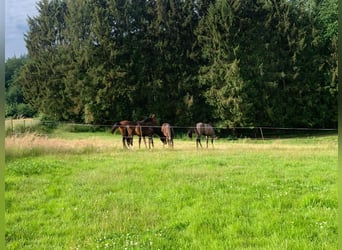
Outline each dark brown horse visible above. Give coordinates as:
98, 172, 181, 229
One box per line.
161, 123, 174, 148
188, 122, 215, 148
127, 115, 158, 149
111, 120, 135, 149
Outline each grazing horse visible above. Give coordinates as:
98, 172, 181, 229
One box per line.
111, 120, 136, 149
161, 123, 174, 148
130, 115, 158, 149
188, 122, 215, 148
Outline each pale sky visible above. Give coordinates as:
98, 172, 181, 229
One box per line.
5, 0, 38, 59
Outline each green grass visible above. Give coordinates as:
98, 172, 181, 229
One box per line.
5, 133, 337, 249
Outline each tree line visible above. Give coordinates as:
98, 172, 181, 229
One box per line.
7, 0, 337, 128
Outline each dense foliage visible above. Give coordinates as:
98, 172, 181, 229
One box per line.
5, 56, 36, 118
10, 0, 337, 127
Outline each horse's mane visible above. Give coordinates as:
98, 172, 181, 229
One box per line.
140, 117, 153, 123
139, 115, 157, 125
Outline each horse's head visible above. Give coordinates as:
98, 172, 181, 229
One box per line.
160, 137, 167, 144
149, 114, 157, 125
141, 115, 158, 125
187, 128, 194, 138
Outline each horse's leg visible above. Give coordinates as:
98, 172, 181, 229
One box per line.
124, 127, 131, 149
127, 136, 131, 149
196, 135, 202, 148
131, 135, 134, 148
143, 136, 148, 148
171, 129, 174, 148
138, 125, 144, 149
139, 136, 142, 149
127, 135, 133, 149
149, 136, 154, 149
206, 136, 209, 148
124, 132, 129, 148
170, 138, 174, 149
211, 136, 214, 148
122, 129, 129, 149
122, 136, 127, 149
144, 136, 150, 148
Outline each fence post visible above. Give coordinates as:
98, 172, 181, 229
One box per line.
11, 118, 14, 136
259, 127, 264, 141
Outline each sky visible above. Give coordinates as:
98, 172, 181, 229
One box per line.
5, 0, 38, 59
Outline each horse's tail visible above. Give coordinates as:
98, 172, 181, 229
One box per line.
208, 125, 215, 137
111, 122, 121, 134
138, 123, 143, 136
170, 126, 175, 139
165, 125, 173, 140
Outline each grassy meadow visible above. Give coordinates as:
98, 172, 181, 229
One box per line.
5, 131, 338, 249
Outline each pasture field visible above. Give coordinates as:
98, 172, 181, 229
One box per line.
5, 132, 337, 249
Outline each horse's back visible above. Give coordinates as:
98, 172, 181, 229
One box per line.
112, 120, 129, 134
135, 122, 154, 136
139, 115, 157, 126
196, 122, 215, 136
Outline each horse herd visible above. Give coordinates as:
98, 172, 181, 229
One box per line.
111, 115, 216, 149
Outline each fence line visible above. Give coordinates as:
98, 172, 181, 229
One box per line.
6, 118, 338, 131
5, 118, 337, 140
38, 120, 337, 131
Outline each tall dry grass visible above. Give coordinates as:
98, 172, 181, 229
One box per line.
5, 132, 337, 161
5, 133, 115, 159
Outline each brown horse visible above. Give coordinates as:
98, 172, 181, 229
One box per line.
127, 115, 158, 149
188, 122, 215, 148
111, 120, 135, 149
161, 123, 174, 148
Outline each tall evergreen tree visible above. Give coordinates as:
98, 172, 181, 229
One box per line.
61, 0, 94, 122
135, 0, 205, 125
78, 0, 134, 123
197, 0, 255, 127
18, 0, 71, 120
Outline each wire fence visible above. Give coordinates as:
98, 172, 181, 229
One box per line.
5, 118, 338, 140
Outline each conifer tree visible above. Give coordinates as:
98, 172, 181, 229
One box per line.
18, 0, 71, 120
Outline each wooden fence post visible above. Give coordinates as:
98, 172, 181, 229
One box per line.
259, 127, 264, 141
11, 118, 14, 135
